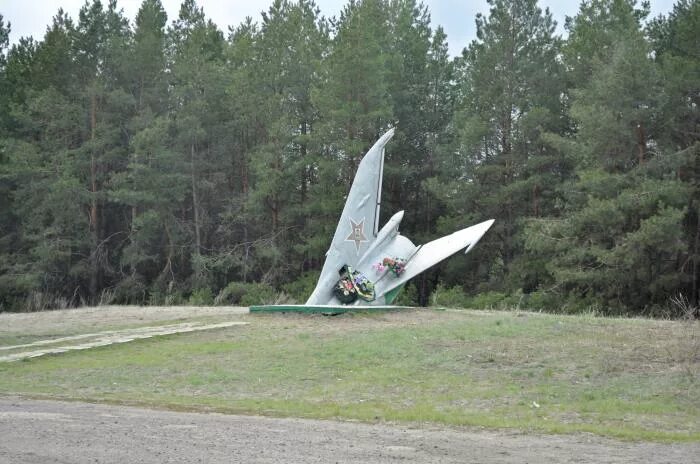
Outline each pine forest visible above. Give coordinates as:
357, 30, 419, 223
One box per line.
0, 0, 698, 316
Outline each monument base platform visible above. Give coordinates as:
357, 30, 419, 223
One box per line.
249, 304, 413, 314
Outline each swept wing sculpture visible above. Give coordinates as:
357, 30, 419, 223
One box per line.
306, 128, 494, 306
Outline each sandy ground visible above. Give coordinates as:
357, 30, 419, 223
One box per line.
0, 305, 251, 362
0, 305, 249, 337
1, 397, 698, 464
0, 321, 249, 362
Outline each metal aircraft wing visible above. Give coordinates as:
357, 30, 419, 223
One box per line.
371, 219, 495, 303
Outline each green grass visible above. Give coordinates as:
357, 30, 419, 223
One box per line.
0, 309, 697, 442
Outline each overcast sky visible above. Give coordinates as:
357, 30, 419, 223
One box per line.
1, 0, 678, 56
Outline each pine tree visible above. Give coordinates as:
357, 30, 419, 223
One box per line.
0, 10, 87, 308
71, 0, 134, 302
382, 2, 457, 303
167, 0, 227, 291
563, 0, 651, 86
110, 0, 175, 301
432, 0, 567, 295
524, 2, 690, 313
648, 0, 700, 307
239, 0, 328, 284
0, 14, 11, 133
0, 14, 16, 309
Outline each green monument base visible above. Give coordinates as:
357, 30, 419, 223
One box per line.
249, 304, 413, 314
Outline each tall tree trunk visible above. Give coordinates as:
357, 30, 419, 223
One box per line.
636, 122, 646, 165
89, 92, 99, 302
692, 208, 700, 308
419, 274, 428, 307
271, 152, 280, 233
240, 131, 250, 282
271, 203, 278, 232
300, 121, 308, 206
191, 142, 201, 255
163, 222, 175, 288
131, 77, 144, 236
532, 183, 540, 217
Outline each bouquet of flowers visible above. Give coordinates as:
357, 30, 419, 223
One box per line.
381, 257, 406, 277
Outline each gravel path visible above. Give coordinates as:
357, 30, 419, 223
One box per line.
1, 398, 697, 464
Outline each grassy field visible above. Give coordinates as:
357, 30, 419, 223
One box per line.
0, 308, 698, 442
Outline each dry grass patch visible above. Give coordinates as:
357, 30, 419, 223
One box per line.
0, 307, 697, 442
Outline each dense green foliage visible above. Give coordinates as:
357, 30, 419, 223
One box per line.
0, 0, 698, 315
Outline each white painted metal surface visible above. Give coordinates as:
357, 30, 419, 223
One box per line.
306, 129, 493, 305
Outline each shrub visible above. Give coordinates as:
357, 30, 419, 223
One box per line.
393, 283, 418, 306
113, 276, 147, 305
148, 290, 163, 306
164, 291, 185, 306
240, 284, 281, 306
465, 291, 510, 309
430, 286, 529, 310
216, 281, 279, 306
430, 284, 472, 308
22, 291, 72, 312
188, 287, 214, 306
519, 290, 552, 310
281, 271, 320, 303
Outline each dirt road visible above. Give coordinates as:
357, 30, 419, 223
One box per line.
1, 397, 697, 464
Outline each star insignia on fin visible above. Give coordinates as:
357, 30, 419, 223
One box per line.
346, 218, 368, 253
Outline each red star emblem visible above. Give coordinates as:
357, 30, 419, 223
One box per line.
346, 218, 368, 253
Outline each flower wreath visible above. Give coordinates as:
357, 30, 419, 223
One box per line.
333, 265, 375, 304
